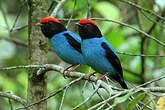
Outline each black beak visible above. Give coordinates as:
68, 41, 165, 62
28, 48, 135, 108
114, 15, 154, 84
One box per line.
36, 23, 42, 26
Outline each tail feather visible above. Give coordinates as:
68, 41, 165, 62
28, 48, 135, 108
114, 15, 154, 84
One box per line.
119, 80, 128, 89
110, 75, 128, 89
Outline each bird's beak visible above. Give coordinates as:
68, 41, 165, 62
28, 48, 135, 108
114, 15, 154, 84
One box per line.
36, 23, 42, 26
75, 23, 83, 27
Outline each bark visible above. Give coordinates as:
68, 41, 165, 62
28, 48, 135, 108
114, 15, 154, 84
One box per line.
27, 0, 48, 110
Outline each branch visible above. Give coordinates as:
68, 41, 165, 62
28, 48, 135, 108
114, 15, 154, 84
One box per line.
50, 0, 67, 17
0, 64, 113, 94
16, 76, 83, 110
59, 18, 165, 47
88, 87, 165, 110
0, 37, 27, 47
73, 83, 101, 110
66, 0, 76, 28
10, 3, 26, 32
1, 36, 165, 57
119, 0, 165, 21
117, 51, 165, 57
138, 75, 165, 88
8, 98, 13, 110
0, 91, 27, 105
1, 64, 165, 109
59, 86, 69, 110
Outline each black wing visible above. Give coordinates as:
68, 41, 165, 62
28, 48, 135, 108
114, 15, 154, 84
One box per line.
64, 33, 82, 53
101, 42, 123, 75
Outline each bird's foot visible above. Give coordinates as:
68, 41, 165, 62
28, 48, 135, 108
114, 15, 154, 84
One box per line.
88, 72, 97, 80
96, 73, 108, 82
65, 64, 81, 76
62, 65, 75, 78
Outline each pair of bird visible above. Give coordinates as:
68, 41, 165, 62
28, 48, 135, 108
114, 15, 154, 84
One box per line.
39, 17, 128, 89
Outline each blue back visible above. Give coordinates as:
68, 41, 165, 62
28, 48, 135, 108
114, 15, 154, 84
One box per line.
82, 37, 117, 75
50, 30, 86, 65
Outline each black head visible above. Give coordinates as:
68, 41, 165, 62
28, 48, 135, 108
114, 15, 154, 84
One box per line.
77, 18, 102, 39
40, 17, 67, 39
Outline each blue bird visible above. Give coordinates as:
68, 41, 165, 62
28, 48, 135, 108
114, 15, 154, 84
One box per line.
77, 18, 128, 89
40, 17, 86, 74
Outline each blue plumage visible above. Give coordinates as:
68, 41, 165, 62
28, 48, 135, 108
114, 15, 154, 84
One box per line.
40, 17, 86, 74
50, 30, 86, 65
77, 18, 128, 89
82, 37, 117, 74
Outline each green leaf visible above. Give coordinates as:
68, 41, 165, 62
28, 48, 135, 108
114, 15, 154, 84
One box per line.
94, 1, 120, 34
105, 28, 125, 49
112, 93, 131, 107
125, 92, 146, 110
94, 1, 120, 20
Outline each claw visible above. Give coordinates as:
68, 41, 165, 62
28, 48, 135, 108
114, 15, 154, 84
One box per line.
62, 65, 74, 76
88, 72, 97, 80
65, 64, 81, 76
95, 73, 108, 82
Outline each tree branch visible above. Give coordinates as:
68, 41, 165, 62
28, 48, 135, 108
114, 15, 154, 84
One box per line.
50, 0, 67, 17
0, 64, 113, 94
0, 91, 26, 105
119, 0, 165, 21
15, 76, 83, 110
1, 64, 165, 110
59, 18, 165, 47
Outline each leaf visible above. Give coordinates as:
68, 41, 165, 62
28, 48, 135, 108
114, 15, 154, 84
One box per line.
112, 93, 131, 107
125, 92, 146, 110
105, 28, 125, 49
94, 1, 120, 33
94, 1, 120, 20
157, 96, 165, 110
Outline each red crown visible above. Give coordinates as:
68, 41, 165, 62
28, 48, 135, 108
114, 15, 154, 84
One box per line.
40, 17, 60, 24
79, 18, 97, 27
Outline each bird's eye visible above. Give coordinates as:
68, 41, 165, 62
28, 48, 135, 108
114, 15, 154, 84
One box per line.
86, 23, 91, 26
85, 23, 93, 29
48, 21, 53, 25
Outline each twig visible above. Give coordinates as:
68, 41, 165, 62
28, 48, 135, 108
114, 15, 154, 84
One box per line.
59, 18, 165, 47
141, 10, 165, 29
88, 86, 165, 110
0, 36, 27, 47
119, 0, 165, 20
50, 0, 67, 17
117, 51, 165, 57
91, 83, 111, 107
16, 76, 83, 110
87, 0, 91, 18
8, 98, 13, 110
66, 0, 76, 28
10, 3, 25, 32
138, 75, 165, 88
59, 86, 69, 110
73, 83, 101, 110
12, 25, 28, 32
0, 4, 10, 31
0, 91, 26, 105
0, 64, 112, 94
97, 103, 107, 110
1, 36, 164, 57
92, 18, 165, 47
88, 93, 123, 110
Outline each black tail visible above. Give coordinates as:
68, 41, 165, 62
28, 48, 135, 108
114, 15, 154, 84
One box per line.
119, 80, 128, 89
111, 75, 128, 89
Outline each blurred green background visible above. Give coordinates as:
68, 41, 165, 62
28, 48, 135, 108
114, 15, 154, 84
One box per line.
0, 0, 165, 109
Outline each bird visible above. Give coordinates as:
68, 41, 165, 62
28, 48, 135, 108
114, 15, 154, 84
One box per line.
77, 18, 128, 89
39, 17, 86, 75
